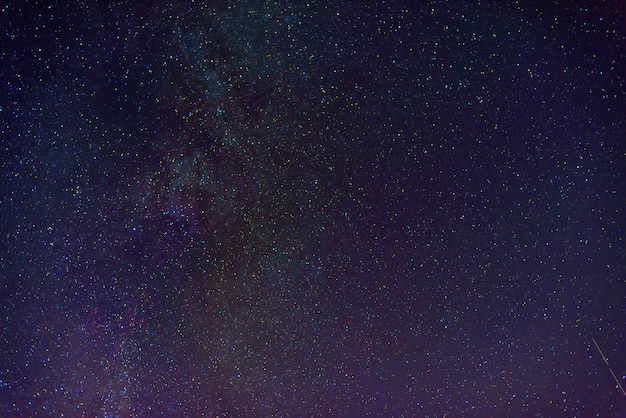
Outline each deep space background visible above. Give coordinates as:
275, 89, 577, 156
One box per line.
1, 0, 625, 416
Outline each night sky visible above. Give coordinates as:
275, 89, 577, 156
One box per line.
1, 1, 625, 416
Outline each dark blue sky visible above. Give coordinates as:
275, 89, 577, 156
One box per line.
1, 1, 625, 416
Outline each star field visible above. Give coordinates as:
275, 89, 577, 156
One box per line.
1, 1, 625, 416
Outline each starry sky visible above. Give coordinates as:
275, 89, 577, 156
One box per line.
1, 0, 625, 416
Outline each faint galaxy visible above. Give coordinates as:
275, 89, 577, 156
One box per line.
1, 1, 625, 416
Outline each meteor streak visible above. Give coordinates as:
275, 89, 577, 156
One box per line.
592, 337, 626, 398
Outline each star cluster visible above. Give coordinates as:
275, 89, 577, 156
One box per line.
1, 1, 625, 416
